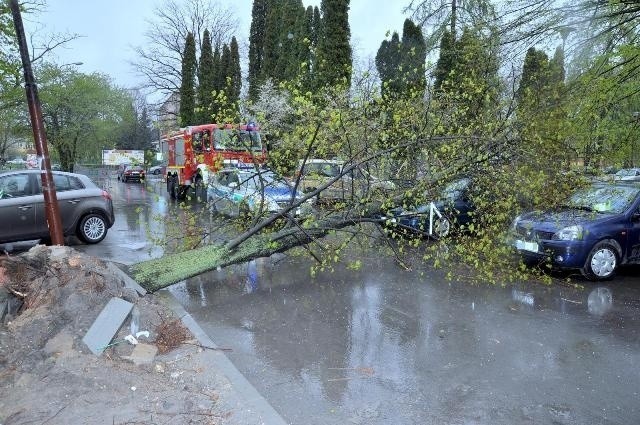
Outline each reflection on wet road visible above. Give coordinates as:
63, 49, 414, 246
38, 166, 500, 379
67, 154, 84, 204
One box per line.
74, 177, 166, 264
169, 257, 640, 425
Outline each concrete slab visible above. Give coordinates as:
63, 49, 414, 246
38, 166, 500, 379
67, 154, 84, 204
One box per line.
82, 297, 133, 355
123, 343, 158, 365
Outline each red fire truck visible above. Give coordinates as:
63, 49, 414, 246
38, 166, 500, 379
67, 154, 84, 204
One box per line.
163, 122, 266, 199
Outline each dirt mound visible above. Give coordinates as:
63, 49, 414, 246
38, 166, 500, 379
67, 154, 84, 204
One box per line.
0, 245, 232, 424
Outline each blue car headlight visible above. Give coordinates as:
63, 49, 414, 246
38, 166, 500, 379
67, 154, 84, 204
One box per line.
553, 225, 583, 241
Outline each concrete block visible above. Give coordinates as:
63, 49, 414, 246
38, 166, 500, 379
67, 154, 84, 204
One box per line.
82, 297, 133, 355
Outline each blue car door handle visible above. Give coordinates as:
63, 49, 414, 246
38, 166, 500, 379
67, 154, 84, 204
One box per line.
18, 205, 33, 211
67, 199, 81, 204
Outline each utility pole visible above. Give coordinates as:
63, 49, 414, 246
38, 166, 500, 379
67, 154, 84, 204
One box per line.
9, 0, 64, 245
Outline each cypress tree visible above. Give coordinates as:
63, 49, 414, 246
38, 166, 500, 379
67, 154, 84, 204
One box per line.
229, 37, 242, 105
197, 29, 214, 124
179, 32, 197, 126
212, 45, 222, 92
262, 0, 282, 82
375, 32, 401, 97
312, 6, 321, 48
433, 29, 455, 93
275, 0, 301, 81
401, 19, 426, 96
316, 0, 352, 88
248, 0, 267, 99
298, 5, 315, 89
211, 45, 222, 119
516, 47, 549, 107
220, 44, 232, 90
549, 46, 565, 86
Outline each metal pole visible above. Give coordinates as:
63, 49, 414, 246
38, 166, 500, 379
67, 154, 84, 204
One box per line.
9, 0, 64, 245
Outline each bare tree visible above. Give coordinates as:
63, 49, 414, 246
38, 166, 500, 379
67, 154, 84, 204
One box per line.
131, 0, 239, 99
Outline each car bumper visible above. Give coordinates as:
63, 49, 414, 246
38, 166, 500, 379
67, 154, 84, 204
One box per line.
514, 238, 592, 269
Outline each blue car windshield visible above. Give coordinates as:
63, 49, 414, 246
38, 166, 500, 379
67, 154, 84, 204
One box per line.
243, 172, 289, 190
568, 185, 640, 214
441, 178, 470, 200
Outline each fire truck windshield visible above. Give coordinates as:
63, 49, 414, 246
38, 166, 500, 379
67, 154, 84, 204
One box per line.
214, 129, 263, 152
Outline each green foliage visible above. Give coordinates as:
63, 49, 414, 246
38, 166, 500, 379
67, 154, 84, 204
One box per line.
179, 32, 197, 126
37, 63, 135, 168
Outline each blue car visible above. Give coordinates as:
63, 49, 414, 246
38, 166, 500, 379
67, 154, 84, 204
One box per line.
512, 182, 640, 280
383, 178, 474, 238
207, 168, 311, 218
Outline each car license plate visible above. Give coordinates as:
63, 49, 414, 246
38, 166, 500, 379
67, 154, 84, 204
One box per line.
516, 240, 538, 253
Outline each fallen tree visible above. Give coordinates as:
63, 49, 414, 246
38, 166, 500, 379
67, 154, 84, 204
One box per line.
129, 135, 522, 292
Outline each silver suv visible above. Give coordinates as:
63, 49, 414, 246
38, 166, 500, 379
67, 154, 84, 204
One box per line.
296, 159, 396, 201
0, 170, 115, 244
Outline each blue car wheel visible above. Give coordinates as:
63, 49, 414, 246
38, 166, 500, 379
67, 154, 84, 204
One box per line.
581, 240, 619, 281
432, 216, 451, 238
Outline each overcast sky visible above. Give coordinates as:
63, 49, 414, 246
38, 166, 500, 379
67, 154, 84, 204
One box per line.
31, 0, 408, 93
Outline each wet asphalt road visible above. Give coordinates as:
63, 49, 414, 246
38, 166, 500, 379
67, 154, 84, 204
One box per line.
76, 176, 640, 425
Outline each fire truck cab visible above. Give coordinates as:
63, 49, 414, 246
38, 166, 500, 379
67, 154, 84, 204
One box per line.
162, 122, 266, 200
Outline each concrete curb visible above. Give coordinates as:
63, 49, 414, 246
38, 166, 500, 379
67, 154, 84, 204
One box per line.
157, 290, 288, 425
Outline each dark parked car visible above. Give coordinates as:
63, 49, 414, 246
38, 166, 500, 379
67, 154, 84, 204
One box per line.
117, 164, 145, 182
512, 182, 640, 280
0, 170, 115, 244
382, 177, 474, 238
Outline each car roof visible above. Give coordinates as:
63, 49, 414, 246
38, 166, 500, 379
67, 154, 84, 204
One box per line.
299, 159, 344, 165
0, 169, 95, 184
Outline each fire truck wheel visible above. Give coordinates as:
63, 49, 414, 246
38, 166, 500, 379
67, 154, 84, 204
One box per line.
175, 185, 188, 200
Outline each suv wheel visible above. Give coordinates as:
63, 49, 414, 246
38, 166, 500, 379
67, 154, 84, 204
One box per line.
78, 213, 108, 244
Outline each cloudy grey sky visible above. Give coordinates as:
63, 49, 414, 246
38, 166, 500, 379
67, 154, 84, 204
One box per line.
31, 0, 408, 92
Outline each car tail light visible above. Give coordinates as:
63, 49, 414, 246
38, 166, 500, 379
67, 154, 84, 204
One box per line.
101, 190, 112, 200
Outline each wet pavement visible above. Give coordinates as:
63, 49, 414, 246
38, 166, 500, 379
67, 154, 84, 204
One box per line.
70, 174, 640, 424
166, 255, 640, 425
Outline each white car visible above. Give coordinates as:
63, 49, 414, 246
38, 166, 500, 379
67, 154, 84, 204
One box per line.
613, 168, 640, 181
207, 168, 311, 217
149, 164, 166, 175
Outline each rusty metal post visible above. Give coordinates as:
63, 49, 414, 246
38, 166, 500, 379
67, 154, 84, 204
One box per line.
9, 0, 64, 245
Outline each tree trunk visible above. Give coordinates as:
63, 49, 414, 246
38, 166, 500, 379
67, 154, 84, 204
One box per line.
129, 204, 384, 292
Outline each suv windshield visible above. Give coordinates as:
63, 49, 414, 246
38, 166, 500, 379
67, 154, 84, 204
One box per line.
568, 185, 640, 214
